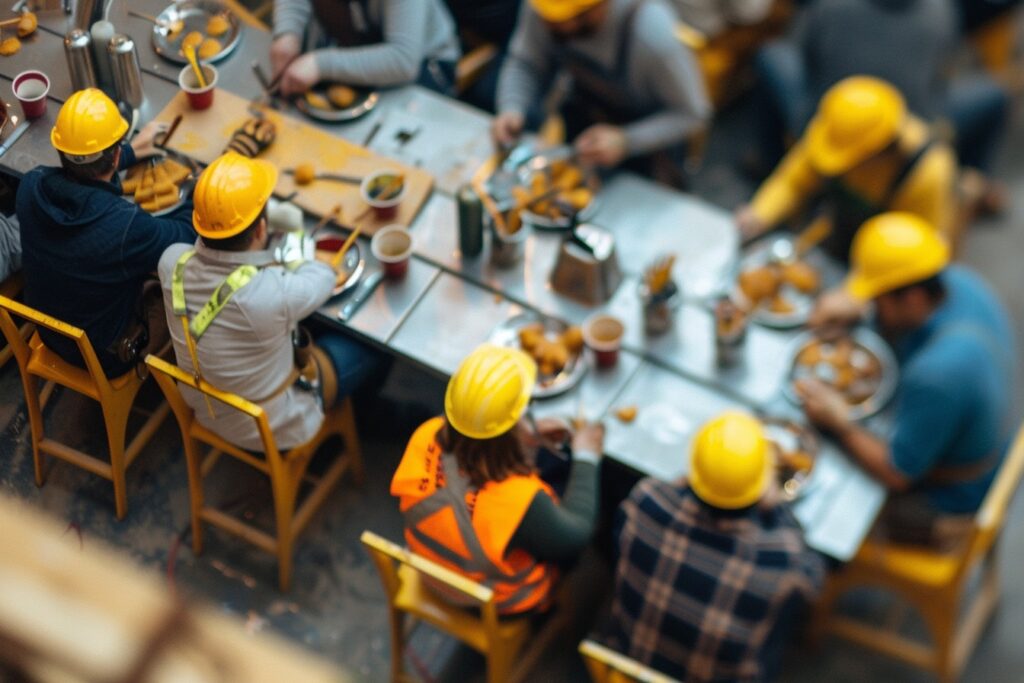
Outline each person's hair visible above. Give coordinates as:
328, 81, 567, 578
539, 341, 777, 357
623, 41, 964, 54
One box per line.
59, 144, 119, 181
200, 209, 266, 252
435, 420, 533, 489
887, 273, 946, 303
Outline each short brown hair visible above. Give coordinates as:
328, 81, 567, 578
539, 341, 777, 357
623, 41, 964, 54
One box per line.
436, 420, 534, 489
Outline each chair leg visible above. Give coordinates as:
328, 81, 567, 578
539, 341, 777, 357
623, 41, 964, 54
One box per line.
914, 592, 957, 683
103, 404, 133, 520
340, 398, 365, 485
22, 374, 47, 488
184, 440, 206, 556
271, 468, 299, 591
809, 571, 850, 648
486, 643, 516, 683
388, 608, 407, 683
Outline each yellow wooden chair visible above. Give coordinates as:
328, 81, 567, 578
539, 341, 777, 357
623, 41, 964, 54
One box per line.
146, 354, 363, 591
0, 273, 31, 369
0, 295, 170, 520
579, 639, 682, 683
812, 424, 1024, 682
360, 530, 574, 683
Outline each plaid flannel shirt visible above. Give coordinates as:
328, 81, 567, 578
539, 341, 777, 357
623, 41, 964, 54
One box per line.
606, 478, 825, 682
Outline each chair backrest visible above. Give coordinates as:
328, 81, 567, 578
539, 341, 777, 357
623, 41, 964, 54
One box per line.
359, 530, 502, 628
973, 421, 1024, 544
578, 640, 682, 683
144, 354, 279, 460
0, 294, 110, 389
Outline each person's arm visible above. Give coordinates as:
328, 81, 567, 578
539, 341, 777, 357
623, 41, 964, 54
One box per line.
890, 144, 957, 244
495, 4, 554, 120
0, 213, 20, 281
117, 203, 197, 279
277, 260, 339, 325
312, 0, 431, 86
619, 6, 711, 157
748, 140, 824, 230
273, 0, 312, 40
507, 456, 600, 562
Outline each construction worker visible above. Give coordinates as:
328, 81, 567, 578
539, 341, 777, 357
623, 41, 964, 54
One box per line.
157, 152, 381, 452
493, 0, 711, 187
798, 213, 1014, 547
270, 0, 461, 95
16, 88, 194, 377
735, 77, 957, 261
391, 344, 604, 615
606, 412, 824, 681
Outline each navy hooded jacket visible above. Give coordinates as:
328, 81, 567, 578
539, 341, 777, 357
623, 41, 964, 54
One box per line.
16, 144, 196, 377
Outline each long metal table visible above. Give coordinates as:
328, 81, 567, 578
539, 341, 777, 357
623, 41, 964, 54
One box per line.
0, 1, 885, 561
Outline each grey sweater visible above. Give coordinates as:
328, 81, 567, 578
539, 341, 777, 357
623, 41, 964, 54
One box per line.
794, 0, 957, 117
273, 0, 460, 87
497, 0, 711, 157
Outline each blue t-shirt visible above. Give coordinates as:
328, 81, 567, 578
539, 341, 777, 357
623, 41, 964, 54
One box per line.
886, 265, 1015, 514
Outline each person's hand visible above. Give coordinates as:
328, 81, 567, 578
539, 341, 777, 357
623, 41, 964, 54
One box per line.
492, 112, 524, 148
572, 420, 605, 457
574, 124, 627, 168
270, 33, 302, 80
795, 378, 851, 434
279, 52, 320, 97
535, 416, 572, 445
130, 121, 169, 159
735, 204, 767, 241
808, 288, 866, 336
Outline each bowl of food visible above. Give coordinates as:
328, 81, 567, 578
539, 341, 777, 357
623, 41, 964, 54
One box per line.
294, 83, 379, 122
121, 153, 199, 216
489, 313, 587, 398
762, 417, 818, 501
151, 0, 242, 64
784, 329, 898, 421
513, 158, 599, 230
734, 237, 823, 328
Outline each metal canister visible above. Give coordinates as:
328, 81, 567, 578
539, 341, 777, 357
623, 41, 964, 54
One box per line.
89, 20, 115, 92
108, 34, 144, 109
73, 0, 100, 31
456, 182, 484, 258
714, 296, 749, 368
63, 29, 97, 91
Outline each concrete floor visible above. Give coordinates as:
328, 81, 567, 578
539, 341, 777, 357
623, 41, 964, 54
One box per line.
3, 48, 1024, 683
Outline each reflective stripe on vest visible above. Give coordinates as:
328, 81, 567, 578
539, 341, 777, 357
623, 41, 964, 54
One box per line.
171, 250, 259, 341
401, 453, 552, 613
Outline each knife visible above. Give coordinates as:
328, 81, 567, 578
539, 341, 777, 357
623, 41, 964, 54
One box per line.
338, 270, 383, 322
0, 121, 30, 159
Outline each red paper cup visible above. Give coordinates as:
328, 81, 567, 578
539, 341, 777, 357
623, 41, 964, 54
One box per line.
178, 64, 218, 110
371, 225, 413, 280
316, 237, 344, 251
583, 314, 625, 369
12, 71, 49, 120
361, 171, 406, 220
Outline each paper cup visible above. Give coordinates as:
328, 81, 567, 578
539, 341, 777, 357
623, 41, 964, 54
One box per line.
12, 71, 49, 120
583, 314, 625, 368
361, 171, 406, 220
371, 225, 412, 279
178, 64, 217, 110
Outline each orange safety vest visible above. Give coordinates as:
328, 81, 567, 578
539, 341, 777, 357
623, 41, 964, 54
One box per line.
391, 417, 558, 614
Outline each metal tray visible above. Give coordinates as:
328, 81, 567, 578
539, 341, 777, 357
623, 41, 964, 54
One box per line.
488, 312, 588, 399
762, 417, 819, 501
122, 151, 200, 217
293, 86, 379, 123
783, 329, 899, 421
152, 0, 243, 65
733, 236, 821, 329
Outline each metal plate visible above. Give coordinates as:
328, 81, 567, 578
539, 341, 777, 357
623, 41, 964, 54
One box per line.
151, 0, 243, 65
762, 417, 819, 501
325, 241, 364, 298
293, 86, 379, 123
270, 232, 365, 297
121, 151, 200, 217
733, 236, 821, 329
783, 329, 899, 421
488, 312, 588, 399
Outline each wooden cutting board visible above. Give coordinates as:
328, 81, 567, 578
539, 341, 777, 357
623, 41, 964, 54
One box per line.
150, 89, 434, 235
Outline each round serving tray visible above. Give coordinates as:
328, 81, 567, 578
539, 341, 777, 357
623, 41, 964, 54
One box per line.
151, 0, 243, 65
488, 312, 588, 399
293, 87, 379, 123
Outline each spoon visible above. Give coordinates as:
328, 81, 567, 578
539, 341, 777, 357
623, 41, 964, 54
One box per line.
184, 44, 206, 88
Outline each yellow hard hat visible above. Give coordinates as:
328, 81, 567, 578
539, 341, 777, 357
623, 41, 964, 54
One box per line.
805, 76, 906, 176
193, 152, 279, 239
844, 212, 950, 301
689, 411, 769, 510
529, 0, 602, 22
445, 344, 537, 440
50, 88, 129, 161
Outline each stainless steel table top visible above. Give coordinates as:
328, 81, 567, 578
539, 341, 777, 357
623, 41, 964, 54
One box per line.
0, 30, 75, 102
